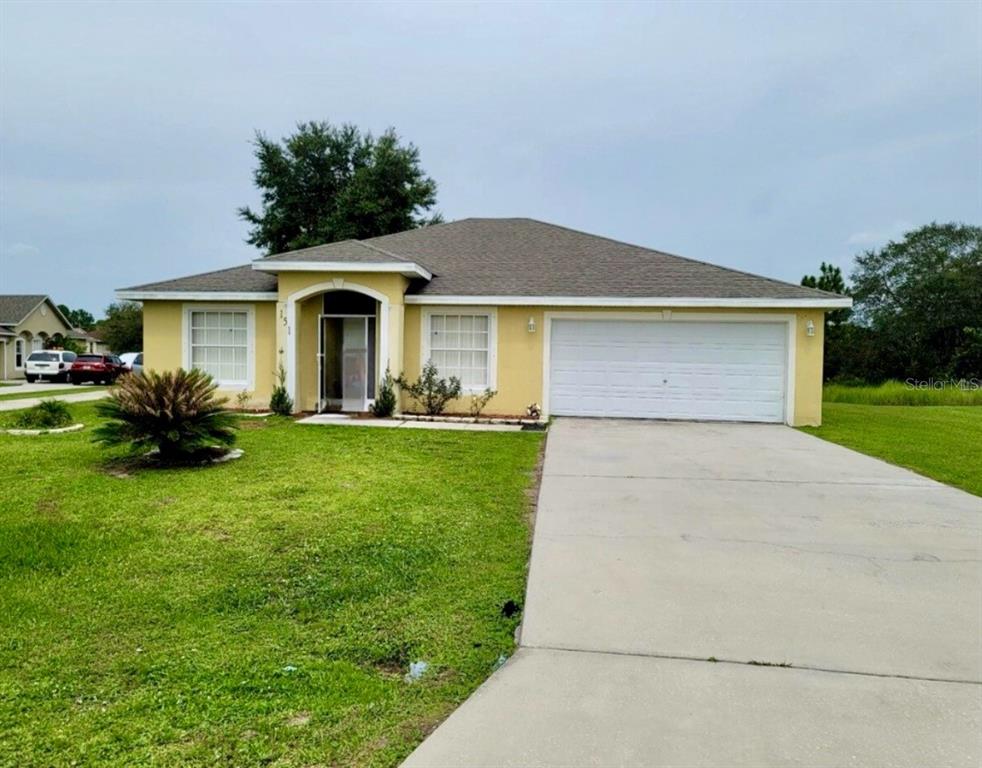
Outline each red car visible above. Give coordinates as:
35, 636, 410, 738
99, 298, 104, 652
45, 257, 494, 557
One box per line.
70, 354, 126, 385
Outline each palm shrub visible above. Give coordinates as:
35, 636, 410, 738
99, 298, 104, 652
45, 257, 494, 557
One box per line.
371, 367, 398, 417
397, 360, 461, 415
93, 368, 236, 463
12, 399, 73, 429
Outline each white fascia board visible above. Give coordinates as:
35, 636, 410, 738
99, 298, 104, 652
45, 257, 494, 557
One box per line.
403, 295, 854, 309
116, 291, 279, 301
251, 260, 432, 280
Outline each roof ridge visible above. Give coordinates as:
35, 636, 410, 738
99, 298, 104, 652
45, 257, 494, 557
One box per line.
357, 240, 412, 263
256, 239, 361, 261
520, 218, 845, 299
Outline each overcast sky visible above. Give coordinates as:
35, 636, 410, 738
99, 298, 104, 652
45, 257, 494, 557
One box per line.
1, 1, 979, 315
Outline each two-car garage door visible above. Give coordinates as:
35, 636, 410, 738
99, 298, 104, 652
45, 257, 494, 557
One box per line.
548, 319, 789, 423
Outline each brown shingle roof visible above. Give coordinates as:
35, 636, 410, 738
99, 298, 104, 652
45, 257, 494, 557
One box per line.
118, 218, 846, 302
367, 218, 839, 299
120, 265, 278, 294
0, 295, 48, 324
256, 239, 412, 264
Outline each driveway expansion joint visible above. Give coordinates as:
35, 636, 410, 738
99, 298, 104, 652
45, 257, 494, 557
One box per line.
520, 643, 982, 687
545, 472, 935, 488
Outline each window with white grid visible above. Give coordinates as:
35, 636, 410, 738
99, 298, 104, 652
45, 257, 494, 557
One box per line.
189, 310, 249, 385
427, 313, 491, 389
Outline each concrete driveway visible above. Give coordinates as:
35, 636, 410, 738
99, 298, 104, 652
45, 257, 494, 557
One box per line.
403, 418, 982, 767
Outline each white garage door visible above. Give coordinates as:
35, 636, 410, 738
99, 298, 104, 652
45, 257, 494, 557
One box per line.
548, 319, 788, 423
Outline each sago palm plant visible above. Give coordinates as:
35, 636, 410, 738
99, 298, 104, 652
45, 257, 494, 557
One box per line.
93, 369, 236, 463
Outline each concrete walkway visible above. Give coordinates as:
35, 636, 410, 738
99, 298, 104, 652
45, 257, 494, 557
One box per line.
403, 418, 982, 767
297, 413, 526, 431
0, 388, 108, 411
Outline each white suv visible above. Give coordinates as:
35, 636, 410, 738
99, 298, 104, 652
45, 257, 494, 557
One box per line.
25, 350, 78, 383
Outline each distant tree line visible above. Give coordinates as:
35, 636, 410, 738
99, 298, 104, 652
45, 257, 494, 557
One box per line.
803, 223, 982, 382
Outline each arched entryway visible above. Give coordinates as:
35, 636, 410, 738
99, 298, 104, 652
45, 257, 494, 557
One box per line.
317, 290, 379, 412
285, 280, 391, 413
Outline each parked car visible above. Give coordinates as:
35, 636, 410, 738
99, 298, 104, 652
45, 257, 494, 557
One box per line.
69, 354, 126, 385
25, 350, 77, 383
119, 351, 143, 375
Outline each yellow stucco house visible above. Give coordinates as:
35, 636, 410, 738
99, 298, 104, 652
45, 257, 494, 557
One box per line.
118, 218, 851, 425
0, 295, 107, 379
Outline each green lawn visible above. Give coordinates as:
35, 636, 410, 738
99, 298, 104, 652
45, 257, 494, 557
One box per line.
0, 386, 99, 401
0, 403, 544, 766
801, 403, 981, 496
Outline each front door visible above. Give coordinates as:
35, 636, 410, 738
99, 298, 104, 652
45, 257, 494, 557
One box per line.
318, 313, 376, 413
341, 317, 368, 412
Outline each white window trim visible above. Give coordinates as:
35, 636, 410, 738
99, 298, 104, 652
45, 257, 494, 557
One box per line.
421, 307, 498, 393
181, 303, 256, 389
14, 338, 25, 370
540, 311, 797, 426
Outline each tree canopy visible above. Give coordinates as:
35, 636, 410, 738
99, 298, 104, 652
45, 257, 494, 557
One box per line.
801, 262, 851, 326
96, 302, 143, 354
57, 304, 96, 330
851, 222, 981, 379
810, 223, 981, 382
238, 121, 440, 255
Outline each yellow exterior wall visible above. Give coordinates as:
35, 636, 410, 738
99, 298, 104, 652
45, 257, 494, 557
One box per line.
142, 288, 828, 425
142, 300, 277, 407
2, 299, 74, 378
274, 272, 409, 410
793, 309, 825, 426
401, 305, 827, 426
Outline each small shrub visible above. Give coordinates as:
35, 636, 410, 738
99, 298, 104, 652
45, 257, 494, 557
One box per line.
269, 364, 294, 415
12, 400, 73, 430
397, 360, 461, 415
469, 388, 497, 418
371, 367, 398, 417
93, 368, 236, 463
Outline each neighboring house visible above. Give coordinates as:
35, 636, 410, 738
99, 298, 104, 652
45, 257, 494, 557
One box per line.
117, 218, 850, 425
0, 295, 75, 380
70, 327, 110, 355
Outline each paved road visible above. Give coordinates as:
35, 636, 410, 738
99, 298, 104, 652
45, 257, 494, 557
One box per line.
0, 382, 108, 411
403, 418, 982, 767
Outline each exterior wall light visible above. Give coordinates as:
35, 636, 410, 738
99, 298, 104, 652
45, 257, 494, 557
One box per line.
527, 316, 537, 333
806, 319, 815, 337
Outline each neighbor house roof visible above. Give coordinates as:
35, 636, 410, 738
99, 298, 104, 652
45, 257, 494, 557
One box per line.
69, 327, 104, 342
117, 219, 851, 307
0, 294, 73, 327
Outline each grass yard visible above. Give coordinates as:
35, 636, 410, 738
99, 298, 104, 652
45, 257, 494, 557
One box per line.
0, 402, 544, 766
823, 379, 982, 406
801, 403, 982, 496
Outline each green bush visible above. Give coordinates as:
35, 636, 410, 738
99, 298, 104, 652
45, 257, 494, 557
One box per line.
371, 367, 398, 417
93, 368, 236, 463
12, 400, 73, 429
269, 364, 294, 416
469, 388, 497, 418
823, 380, 982, 406
397, 360, 461, 415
